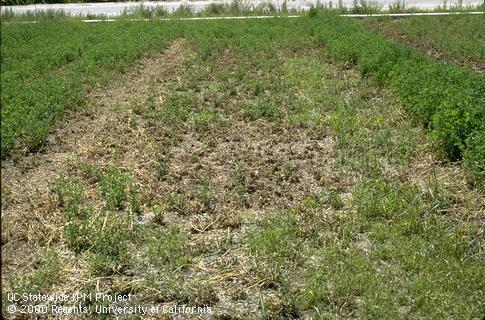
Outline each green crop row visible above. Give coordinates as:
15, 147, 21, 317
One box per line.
2, 16, 483, 184
311, 14, 485, 184
363, 15, 485, 70
0, 20, 185, 157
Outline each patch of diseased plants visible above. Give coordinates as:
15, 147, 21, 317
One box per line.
2, 19, 484, 320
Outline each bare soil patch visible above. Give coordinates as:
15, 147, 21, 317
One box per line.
1, 38, 189, 290
2, 34, 483, 319
1, 37, 341, 319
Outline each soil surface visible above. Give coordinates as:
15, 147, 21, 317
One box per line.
2, 36, 484, 319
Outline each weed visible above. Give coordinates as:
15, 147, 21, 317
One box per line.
388, 0, 406, 12
192, 107, 219, 132
129, 186, 141, 214
248, 211, 302, 285
308, 6, 319, 17
201, 3, 228, 16
278, 162, 295, 182
463, 130, 485, 186
64, 219, 93, 253
167, 192, 188, 214
80, 162, 101, 184
318, 189, 345, 210
87, 211, 137, 275
121, 4, 168, 19
172, 4, 194, 17
100, 165, 133, 210
234, 165, 249, 208
198, 179, 212, 212
52, 176, 85, 218
144, 226, 189, 271
13, 249, 61, 295
185, 281, 219, 306
351, 0, 382, 13
151, 203, 166, 225
189, 153, 200, 163
129, 112, 137, 129
243, 98, 280, 122
160, 92, 196, 128
158, 156, 169, 178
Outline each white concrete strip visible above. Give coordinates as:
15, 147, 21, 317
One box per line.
2, 0, 483, 17
74, 11, 485, 22
80, 15, 301, 22
341, 11, 484, 17
3, 11, 483, 24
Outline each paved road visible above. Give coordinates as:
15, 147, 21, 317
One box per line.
2, 0, 483, 17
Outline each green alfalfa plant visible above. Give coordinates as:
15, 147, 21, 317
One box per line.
100, 165, 140, 212
429, 91, 484, 161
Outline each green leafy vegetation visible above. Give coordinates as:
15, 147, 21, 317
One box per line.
364, 15, 485, 70
100, 165, 138, 211
248, 77, 483, 318
311, 14, 485, 183
0, 20, 183, 157
2, 14, 484, 319
10, 249, 62, 296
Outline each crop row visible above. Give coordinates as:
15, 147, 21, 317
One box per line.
363, 15, 485, 70
2, 16, 483, 184
0, 21, 184, 157
311, 14, 484, 184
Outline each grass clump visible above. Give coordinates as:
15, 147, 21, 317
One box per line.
192, 107, 220, 132
52, 167, 140, 265
318, 188, 345, 210
234, 165, 249, 208
243, 97, 281, 122
159, 92, 196, 128
247, 162, 483, 318
7, 249, 62, 304
158, 156, 169, 178
172, 4, 194, 18
463, 130, 485, 187
120, 4, 168, 19
86, 211, 136, 276
248, 211, 302, 286
144, 226, 189, 271
197, 179, 213, 212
